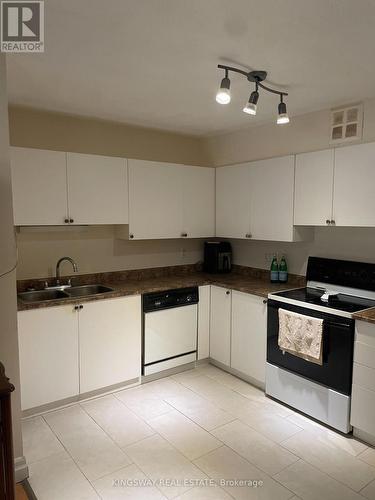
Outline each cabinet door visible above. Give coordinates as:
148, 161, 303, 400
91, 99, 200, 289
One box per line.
231, 291, 267, 385
18, 306, 79, 410
334, 142, 375, 226
198, 285, 210, 360
67, 153, 128, 225
79, 296, 141, 393
128, 160, 182, 239
182, 166, 215, 238
210, 286, 231, 366
11, 147, 68, 225
216, 164, 251, 239
249, 155, 295, 241
294, 149, 334, 226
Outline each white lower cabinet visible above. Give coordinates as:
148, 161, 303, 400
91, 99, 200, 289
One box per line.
231, 291, 267, 385
18, 296, 141, 411
18, 305, 79, 410
210, 286, 232, 366
79, 296, 141, 393
209, 286, 268, 387
197, 285, 210, 360
351, 320, 375, 438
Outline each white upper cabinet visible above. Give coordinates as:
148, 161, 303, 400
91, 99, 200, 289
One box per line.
294, 149, 334, 226
11, 147, 129, 226
216, 156, 306, 241
128, 159, 215, 239
249, 155, 296, 241
67, 153, 128, 225
216, 163, 251, 239
334, 142, 375, 226
128, 159, 183, 239
181, 166, 215, 238
11, 147, 68, 225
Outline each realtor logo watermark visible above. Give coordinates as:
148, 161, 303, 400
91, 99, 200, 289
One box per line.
1, 1, 44, 52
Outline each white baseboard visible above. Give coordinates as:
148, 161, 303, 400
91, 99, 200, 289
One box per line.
15, 456, 29, 483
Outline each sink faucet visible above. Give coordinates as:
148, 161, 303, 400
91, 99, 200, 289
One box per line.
55, 257, 78, 285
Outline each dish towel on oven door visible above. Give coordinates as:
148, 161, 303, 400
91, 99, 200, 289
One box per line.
278, 309, 324, 365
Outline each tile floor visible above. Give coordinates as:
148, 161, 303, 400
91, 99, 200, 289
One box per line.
22, 364, 375, 499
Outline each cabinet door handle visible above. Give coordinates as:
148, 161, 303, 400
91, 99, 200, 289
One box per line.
245, 233, 252, 238
64, 218, 69, 224
331, 219, 336, 225
129, 234, 134, 239
226, 290, 231, 295
181, 232, 188, 238
74, 305, 79, 311
69, 218, 74, 224
79, 305, 83, 309
326, 219, 331, 225
263, 299, 268, 304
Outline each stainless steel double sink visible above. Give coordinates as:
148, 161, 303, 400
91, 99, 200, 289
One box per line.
18, 284, 114, 303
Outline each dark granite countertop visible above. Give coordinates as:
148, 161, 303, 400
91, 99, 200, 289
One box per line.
17, 264, 306, 311
353, 308, 375, 325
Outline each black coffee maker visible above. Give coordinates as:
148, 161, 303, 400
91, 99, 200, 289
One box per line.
203, 241, 232, 274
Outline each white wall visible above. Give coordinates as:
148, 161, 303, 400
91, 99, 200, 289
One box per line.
206, 98, 375, 274
0, 55, 25, 478
16, 226, 203, 279
205, 98, 375, 166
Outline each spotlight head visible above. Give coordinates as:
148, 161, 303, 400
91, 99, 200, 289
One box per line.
216, 77, 231, 104
277, 100, 290, 124
243, 90, 259, 115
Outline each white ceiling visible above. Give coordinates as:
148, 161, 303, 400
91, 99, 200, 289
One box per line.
6, 0, 375, 136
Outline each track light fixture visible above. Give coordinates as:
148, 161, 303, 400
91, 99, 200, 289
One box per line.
216, 64, 289, 124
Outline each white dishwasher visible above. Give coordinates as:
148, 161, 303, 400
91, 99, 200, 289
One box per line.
142, 287, 199, 376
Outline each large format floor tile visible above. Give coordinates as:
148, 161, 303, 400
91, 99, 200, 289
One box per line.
361, 479, 375, 500
28, 451, 99, 500
194, 445, 294, 500
274, 459, 364, 500
281, 429, 375, 491
92, 463, 166, 499
23, 364, 373, 500
125, 434, 208, 499
147, 409, 222, 460
22, 415, 64, 464
236, 405, 303, 443
44, 405, 130, 481
286, 411, 368, 456
115, 385, 174, 421
81, 394, 155, 448
174, 485, 233, 499
164, 388, 235, 431
211, 419, 299, 475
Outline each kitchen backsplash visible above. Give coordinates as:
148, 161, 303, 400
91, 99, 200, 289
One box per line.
16, 225, 375, 280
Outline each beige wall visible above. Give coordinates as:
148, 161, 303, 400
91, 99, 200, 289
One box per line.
10, 98, 375, 279
0, 56, 24, 471
230, 227, 375, 276
205, 98, 375, 166
8, 105, 211, 166
8, 106, 211, 279
206, 98, 375, 274
16, 226, 204, 280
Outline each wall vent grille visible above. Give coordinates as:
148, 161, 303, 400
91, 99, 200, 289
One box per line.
330, 103, 363, 144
